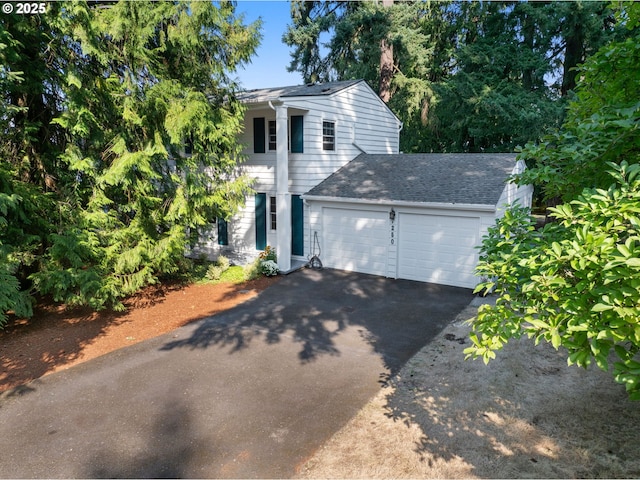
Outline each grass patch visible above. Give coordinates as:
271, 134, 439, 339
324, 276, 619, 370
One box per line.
217, 265, 246, 284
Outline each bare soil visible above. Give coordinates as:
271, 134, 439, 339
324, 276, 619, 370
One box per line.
0, 276, 279, 393
296, 302, 640, 479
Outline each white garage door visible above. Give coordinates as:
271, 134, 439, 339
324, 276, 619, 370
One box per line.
398, 213, 480, 288
322, 208, 388, 276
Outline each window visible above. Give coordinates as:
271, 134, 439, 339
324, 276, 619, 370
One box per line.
268, 120, 276, 151
270, 196, 277, 230
323, 121, 335, 151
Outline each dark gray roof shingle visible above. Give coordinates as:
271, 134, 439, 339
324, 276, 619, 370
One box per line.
238, 79, 362, 103
305, 153, 518, 206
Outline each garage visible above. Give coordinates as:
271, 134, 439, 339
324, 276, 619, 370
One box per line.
321, 207, 388, 276
397, 213, 480, 288
303, 153, 533, 289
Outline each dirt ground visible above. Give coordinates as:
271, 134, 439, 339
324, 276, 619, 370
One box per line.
296, 301, 640, 479
2, 279, 640, 479
0, 276, 278, 393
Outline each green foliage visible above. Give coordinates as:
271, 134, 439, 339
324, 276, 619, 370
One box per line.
216, 255, 231, 271
467, 162, 640, 400
243, 257, 262, 282
218, 265, 246, 284
0, 1, 261, 321
259, 260, 279, 277
205, 255, 231, 282
258, 245, 277, 263
517, 2, 640, 201
284, 1, 623, 153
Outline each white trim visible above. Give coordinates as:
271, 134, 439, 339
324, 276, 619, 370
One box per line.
302, 194, 497, 213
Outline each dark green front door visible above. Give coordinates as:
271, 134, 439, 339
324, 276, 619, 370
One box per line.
291, 194, 304, 256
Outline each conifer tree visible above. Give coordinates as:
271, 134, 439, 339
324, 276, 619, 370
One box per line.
0, 1, 261, 319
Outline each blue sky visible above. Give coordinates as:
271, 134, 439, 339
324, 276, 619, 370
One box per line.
234, 1, 304, 90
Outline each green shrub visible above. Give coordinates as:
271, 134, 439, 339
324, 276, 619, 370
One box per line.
260, 260, 279, 277
467, 162, 640, 400
243, 257, 261, 281
205, 264, 224, 281
216, 255, 230, 270
258, 245, 277, 262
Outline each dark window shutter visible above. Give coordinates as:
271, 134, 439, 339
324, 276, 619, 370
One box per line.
291, 195, 304, 256
255, 193, 267, 250
290, 115, 304, 153
253, 117, 265, 153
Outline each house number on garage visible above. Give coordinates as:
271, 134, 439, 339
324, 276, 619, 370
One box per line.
390, 222, 395, 245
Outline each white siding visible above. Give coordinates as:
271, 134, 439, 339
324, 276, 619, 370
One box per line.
496, 160, 533, 218
201, 81, 401, 261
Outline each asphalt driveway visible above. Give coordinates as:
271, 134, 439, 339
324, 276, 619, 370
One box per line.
0, 269, 472, 478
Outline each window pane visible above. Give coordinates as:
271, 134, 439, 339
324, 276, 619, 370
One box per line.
268, 121, 276, 151
270, 196, 277, 230
323, 121, 335, 151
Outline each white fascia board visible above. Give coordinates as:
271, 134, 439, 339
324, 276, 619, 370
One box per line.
301, 194, 496, 213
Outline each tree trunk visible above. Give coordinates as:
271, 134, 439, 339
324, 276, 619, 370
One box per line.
379, 0, 394, 103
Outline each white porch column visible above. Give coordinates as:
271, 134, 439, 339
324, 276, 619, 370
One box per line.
275, 103, 291, 272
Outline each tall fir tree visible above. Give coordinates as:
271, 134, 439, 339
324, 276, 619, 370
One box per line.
0, 1, 261, 320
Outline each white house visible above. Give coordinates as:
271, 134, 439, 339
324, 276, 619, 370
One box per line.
194, 79, 533, 289
194, 79, 402, 272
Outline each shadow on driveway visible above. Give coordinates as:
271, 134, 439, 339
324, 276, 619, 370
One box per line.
161, 268, 472, 378
0, 269, 472, 479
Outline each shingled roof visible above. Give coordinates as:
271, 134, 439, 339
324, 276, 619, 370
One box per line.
238, 79, 362, 103
304, 153, 519, 206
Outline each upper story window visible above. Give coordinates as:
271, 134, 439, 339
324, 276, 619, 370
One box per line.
268, 121, 277, 151
323, 121, 335, 151
254, 115, 304, 154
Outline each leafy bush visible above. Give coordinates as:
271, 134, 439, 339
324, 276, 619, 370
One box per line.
206, 265, 224, 281
204, 255, 231, 282
243, 258, 261, 281
466, 162, 640, 400
258, 245, 277, 262
217, 255, 230, 271
260, 260, 279, 277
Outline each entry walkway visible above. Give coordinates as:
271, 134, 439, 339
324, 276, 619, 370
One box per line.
0, 269, 472, 478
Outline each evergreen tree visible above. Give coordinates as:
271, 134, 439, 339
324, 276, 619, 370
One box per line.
284, 0, 623, 154
467, 3, 640, 400
0, 1, 261, 320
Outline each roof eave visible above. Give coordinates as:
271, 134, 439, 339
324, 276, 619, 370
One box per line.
301, 195, 496, 213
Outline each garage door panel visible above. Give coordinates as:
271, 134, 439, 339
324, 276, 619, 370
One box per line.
398, 213, 479, 288
322, 208, 388, 277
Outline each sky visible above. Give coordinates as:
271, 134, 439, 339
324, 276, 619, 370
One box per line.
234, 1, 304, 90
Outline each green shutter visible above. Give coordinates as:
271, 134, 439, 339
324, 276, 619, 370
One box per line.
291, 115, 304, 153
291, 195, 304, 256
253, 117, 265, 153
217, 218, 228, 246
255, 193, 267, 250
